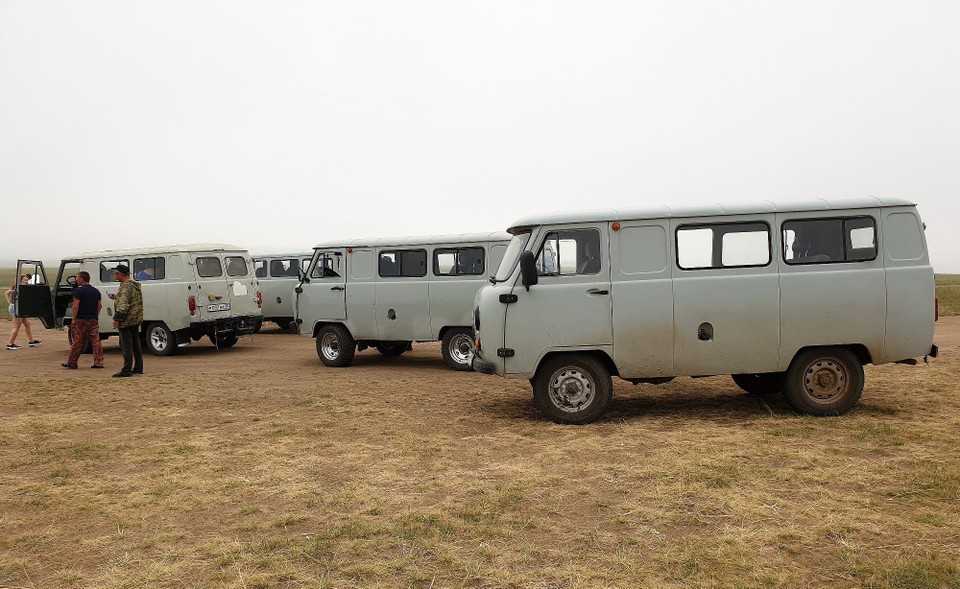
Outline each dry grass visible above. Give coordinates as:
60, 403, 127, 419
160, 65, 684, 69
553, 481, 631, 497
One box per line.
1, 319, 958, 588
937, 274, 960, 317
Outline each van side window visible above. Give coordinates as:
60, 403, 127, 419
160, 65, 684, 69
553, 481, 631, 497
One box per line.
253, 260, 267, 278
434, 247, 485, 276
270, 258, 300, 277
225, 256, 248, 277
783, 217, 876, 264
196, 257, 223, 278
676, 222, 769, 269
379, 250, 427, 277
100, 259, 130, 283
536, 229, 601, 276
133, 257, 165, 281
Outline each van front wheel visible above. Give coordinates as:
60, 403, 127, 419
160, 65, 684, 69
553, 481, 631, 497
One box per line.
316, 325, 356, 367
731, 372, 784, 395
441, 328, 475, 371
533, 355, 612, 425
146, 322, 177, 356
784, 347, 864, 415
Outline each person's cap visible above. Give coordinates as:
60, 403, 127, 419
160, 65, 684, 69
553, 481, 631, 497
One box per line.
114, 264, 130, 275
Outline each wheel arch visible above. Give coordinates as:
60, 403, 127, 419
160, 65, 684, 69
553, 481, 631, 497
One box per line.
537, 349, 619, 379
312, 320, 349, 339
788, 343, 872, 367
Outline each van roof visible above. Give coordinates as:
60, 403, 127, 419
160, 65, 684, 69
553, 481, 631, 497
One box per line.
70, 243, 249, 258
251, 252, 313, 259
311, 231, 512, 249
506, 196, 917, 233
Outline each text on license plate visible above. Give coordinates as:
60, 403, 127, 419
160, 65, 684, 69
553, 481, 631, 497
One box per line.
206, 303, 231, 312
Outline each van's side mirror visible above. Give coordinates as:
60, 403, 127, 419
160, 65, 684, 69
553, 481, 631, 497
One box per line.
519, 250, 538, 291
66, 275, 77, 286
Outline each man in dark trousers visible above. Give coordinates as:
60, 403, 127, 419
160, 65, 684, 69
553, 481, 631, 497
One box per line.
62, 271, 104, 369
111, 264, 143, 377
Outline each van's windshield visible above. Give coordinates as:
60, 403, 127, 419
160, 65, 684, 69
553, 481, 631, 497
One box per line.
493, 231, 531, 282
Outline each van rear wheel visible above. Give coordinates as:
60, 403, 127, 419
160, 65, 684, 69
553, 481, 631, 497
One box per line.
533, 355, 612, 425
784, 347, 863, 415
316, 324, 356, 367
441, 328, 474, 371
146, 322, 177, 356
731, 372, 784, 395
212, 334, 239, 349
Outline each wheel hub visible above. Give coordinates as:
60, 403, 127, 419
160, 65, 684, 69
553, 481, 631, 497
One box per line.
449, 334, 473, 365
804, 360, 846, 402
321, 334, 340, 359
549, 368, 594, 412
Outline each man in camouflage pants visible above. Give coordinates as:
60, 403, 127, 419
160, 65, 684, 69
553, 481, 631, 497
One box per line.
62, 271, 104, 369
111, 264, 143, 377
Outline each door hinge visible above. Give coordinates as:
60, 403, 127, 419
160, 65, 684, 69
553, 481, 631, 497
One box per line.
499, 294, 518, 304
295, 287, 303, 294
497, 348, 515, 357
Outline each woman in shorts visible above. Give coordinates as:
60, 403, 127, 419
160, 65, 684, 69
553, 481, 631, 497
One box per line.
5, 275, 41, 350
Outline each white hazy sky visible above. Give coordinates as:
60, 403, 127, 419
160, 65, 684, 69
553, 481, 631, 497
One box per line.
1, 1, 958, 270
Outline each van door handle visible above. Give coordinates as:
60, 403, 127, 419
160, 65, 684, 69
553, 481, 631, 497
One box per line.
586, 288, 609, 295
330, 286, 344, 291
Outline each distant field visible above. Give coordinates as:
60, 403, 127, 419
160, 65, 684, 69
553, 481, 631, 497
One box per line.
937, 274, 960, 317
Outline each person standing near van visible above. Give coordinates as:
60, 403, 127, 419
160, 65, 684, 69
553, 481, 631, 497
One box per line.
5, 275, 41, 350
62, 271, 105, 369
111, 264, 143, 377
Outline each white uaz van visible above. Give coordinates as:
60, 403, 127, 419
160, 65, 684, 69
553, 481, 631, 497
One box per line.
252, 252, 312, 331
295, 233, 510, 370
15, 244, 263, 355
472, 197, 938, 424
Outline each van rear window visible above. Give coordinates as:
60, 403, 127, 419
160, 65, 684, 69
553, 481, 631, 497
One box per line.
783, 217, 876, 264
196, 257, 223, 277
676, 222, 770, 270
253, 260, 267, 278
225, 257, 248, 277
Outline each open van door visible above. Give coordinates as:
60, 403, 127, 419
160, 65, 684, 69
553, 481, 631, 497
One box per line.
14, 260, 56, 328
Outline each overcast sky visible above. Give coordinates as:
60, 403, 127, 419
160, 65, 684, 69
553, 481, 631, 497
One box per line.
1, 1, 958, 271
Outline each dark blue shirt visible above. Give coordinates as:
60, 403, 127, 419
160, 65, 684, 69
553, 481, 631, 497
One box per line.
73, 284, 101, 320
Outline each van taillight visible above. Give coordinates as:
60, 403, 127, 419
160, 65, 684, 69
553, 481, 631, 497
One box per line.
935, 297, 939, 322
256, 291, 262, 308
188, 296, 196, 316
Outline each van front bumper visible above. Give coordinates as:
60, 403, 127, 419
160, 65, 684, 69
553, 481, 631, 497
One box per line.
472, 349, 496, 375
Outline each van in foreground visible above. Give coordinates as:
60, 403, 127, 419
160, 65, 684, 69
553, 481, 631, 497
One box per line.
472, 197, 938, 424
295, 232, 509, 370
16, 244, 263, 355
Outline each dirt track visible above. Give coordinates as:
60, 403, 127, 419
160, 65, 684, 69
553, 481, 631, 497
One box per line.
1, 318, 958, 588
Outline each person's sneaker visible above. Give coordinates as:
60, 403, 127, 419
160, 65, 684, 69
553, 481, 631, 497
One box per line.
5, 344, 20, 350
133, 369, 143, 375
112, 371, 133, 378
28, 340, 41, 347
61, 363, 78, 369
91, 365, 105, 369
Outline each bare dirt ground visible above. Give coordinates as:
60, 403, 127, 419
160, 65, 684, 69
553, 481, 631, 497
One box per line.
1, 319, 958, 588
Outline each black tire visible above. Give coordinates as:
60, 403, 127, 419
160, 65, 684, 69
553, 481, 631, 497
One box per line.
731, 372, 784, 395
274, 320, 291, 331
67, 325, 92, 354
441, 327, 475, 371
784, 347, 864, 416
212, 333, 239, 349
145, 322, 177, 356
252, 320, 262, 334
316, 324, 356, 367
532, 354, 613, 425
375, 342, 407, 357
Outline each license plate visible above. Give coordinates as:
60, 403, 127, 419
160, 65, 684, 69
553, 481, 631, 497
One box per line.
206, 303, 231, 312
